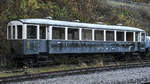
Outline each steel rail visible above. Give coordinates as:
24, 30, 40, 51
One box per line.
0, 62, 150, 83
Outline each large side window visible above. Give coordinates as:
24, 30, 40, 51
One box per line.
95, 30, 104, 41
82, 29, 92, 40
27, 25, 37, 39
68, 28, 79, 40
17, 25, 22, 39
117, 31, 124, 41
52, 27, 65, 40
8, 26, 11, 39
40, 25, 46, 39
106, 31, 114, 41
126, 32, 133, 41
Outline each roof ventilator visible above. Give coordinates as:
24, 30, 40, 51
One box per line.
74, 20, 80, 22
45, 16, 52, 20
116, 23, 123, 26
97, 22, 103, 25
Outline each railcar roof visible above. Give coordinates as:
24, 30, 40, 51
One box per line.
17, 18, 144, 32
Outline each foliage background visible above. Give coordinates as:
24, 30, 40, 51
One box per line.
0, 0, 150, 66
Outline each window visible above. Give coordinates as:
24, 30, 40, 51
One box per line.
68, 28, 79, 40
117, 31, 124, 41
126, 32, 133, 41
27, 25, 37, 39
95, 30, 104, 40
106, 31, 114, 41
135, 32, 140, 42
8, 26, 11, 39
40, 25, 46, 39
13, 26, 15, 39
52, 27, 65, 40
82, 29, 92, 40
17, 25, 22, 39
141, 32, 145, 42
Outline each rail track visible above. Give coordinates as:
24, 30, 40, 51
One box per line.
1, 62, 150, 83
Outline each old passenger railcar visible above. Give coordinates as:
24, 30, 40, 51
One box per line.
7, 18, 146, 64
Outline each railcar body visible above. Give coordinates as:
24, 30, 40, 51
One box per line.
146, 36, 150, 52
7, 18, 146, 59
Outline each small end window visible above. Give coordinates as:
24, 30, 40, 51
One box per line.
8, 26, 11, 39
135, 32, 140, 42
141, 33, 145, 42
17, 25, 22, 39
13, 26, 15, 39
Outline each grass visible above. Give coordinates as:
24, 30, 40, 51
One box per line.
0, 63, 99, 78
0, 72, 24, 78
0, 60, 148, 78
107, 0, 150, 10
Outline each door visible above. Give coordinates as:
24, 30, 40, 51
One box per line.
39, 25, 48, 53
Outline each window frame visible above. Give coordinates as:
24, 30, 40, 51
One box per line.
82, 28, 92, 41
26, 24, 38, 40
17, 25, 23, 40
52, 26, 66, 40
106, 30, 115, 42
126, 31, 134, 42
12, 25, 16, 39
135, 32, 140, 42
94, 29, 104, 41
39, 25, 47, 40
116, 30, 124, 42
141, 32, 146, 42
67, 27, 80, 41
7, 26, 11, 40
